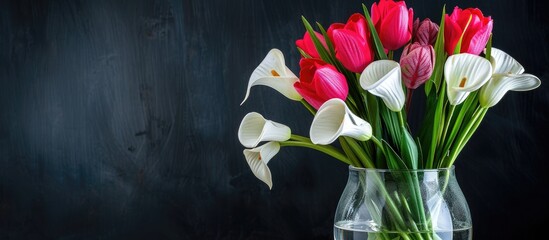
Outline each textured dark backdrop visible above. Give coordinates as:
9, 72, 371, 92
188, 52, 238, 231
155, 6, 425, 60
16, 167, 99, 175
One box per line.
1, 0, 548, 239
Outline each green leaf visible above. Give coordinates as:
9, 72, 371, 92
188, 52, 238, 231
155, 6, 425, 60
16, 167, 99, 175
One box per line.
300, 99, 317, 115
316, 22, 337, 57
400, 128, 419, 169
297, 47, 312, 59
438, 92, 477, 162
301, 16, 334, 64
416, 137, 424, 169
425, 5, 446, 96
345, 137, 375, 168
382, 140, 408, 170
365, 93, 385, 167
339, 137, 362, 167
485, 34, 493, 60
380, 104, 402, 147
362, 4, 387, 60
444, 107, 487, 167
453, 14, 473, 55
417, 95, 436, 167
426, 82, 447, 168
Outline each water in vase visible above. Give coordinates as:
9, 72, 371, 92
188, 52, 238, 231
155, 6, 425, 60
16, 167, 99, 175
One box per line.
334, 221, 472, 240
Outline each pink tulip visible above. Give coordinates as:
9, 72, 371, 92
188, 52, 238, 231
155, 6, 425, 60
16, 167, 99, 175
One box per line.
400, 43, 435, 89
371, 0, 414, 50
413, 18, 439, 46
294, 58, 348, 109
296, 31, 327, 59
444, 7, 493, 55
327, 13, 375, 73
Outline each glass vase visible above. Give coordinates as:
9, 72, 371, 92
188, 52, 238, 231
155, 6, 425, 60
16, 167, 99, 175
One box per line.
333, 166, 472, 240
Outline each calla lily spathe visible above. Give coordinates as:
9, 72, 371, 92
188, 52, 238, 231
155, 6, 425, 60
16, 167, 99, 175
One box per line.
310, 98, 372, 145
360, 60, 406, 112
489, 47, 524, 75
241, 49, 302, 105
479, 74, 540, 108
444, 53, 492, 105
479, 48, 541, 108
243, 141, 280, 189
238, 112, 291, 148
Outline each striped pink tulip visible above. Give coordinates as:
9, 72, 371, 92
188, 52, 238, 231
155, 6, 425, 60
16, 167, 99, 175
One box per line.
413, 18, 439, 46
400, 43, 435, 89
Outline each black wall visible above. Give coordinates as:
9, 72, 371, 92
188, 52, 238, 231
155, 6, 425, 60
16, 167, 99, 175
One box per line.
1, 0, 548, 239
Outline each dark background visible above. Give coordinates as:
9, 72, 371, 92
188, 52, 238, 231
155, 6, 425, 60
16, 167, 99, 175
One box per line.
1, 0, 548, 239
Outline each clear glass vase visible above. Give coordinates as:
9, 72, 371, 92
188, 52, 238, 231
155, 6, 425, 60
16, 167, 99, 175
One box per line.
333, 166, 472, 240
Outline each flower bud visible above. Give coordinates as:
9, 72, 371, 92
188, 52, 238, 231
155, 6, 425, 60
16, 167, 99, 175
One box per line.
444, 7, 493, 55
294, 59, 349, 109
414, 18, 439, 46
400, 43, 435, 89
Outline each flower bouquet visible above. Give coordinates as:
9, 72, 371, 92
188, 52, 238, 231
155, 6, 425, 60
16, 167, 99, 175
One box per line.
238, 0, 541, 239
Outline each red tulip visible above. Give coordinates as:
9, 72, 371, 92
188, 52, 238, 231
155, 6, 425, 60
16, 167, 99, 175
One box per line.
371, 0, 414, 50
413, 18, 439, 46
400, 43, 435, 89
294, 59, 348, 109
327, 14, 375, 73
296, 31, 327, 59
444, 7, 493, 55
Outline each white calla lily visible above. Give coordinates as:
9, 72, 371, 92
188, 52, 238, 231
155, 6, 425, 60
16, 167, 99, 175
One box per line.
238, 112, 291, 148
310, 98, 372, 145
444, 53, 493, 105
243, 142, 280, 189
360, 60, 405, 112
479, 48, 540, 108
489, 47, 524, 75
241, 49, 302, 105
479, 74, 541, 108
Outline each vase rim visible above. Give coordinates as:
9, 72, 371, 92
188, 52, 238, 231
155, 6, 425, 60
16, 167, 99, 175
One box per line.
348, 165, 455, 173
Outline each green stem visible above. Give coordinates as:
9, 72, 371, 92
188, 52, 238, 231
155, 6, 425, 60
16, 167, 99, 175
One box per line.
434, 103, 454, 167
364, 170, 430, 240
410, 172, 429, 235
405, 88, 413, 115
280, 141, 351, 165
426, 81, 447, 169
438, 94, 477, 166
440, 104, 456, 149
290, 134, 310, 142
364, 91, 383, 167
369, 173, 409, 235
398, 110, 406, 128
370, 136, 385, 154
344, 137, 375, 168
300, 99, 316, 115
396, 193, 425, 240
339, 137, 363, 167
445, 107, 488, 167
